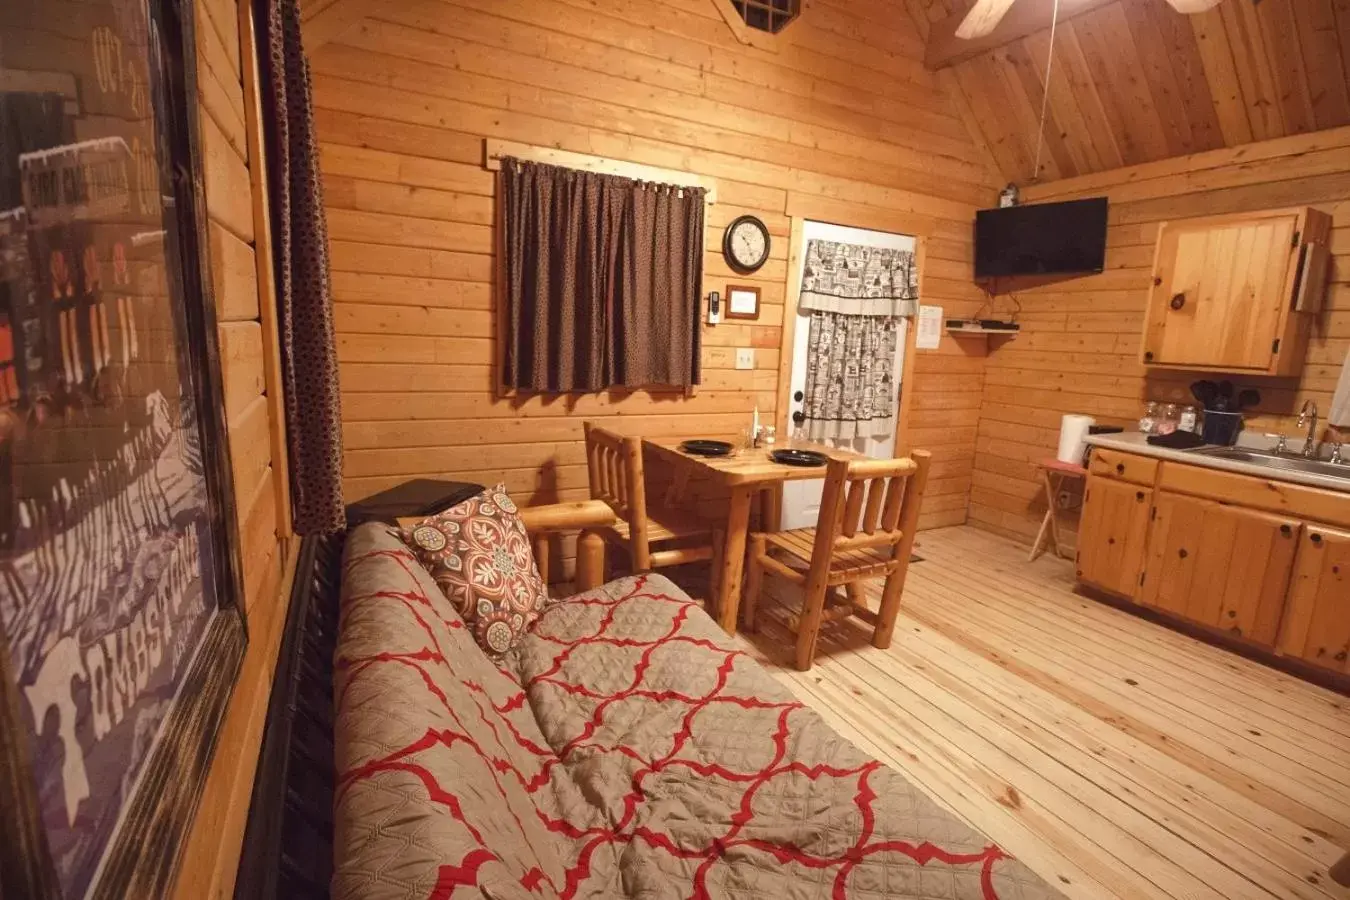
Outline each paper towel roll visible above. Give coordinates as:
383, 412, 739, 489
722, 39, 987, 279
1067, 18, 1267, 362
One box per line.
1057, 414, 1095, 464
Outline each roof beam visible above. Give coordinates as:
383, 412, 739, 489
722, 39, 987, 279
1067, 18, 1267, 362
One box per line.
924, 0, 1116, 69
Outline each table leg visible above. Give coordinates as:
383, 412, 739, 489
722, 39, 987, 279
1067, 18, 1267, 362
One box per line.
716, 486, 754, 634
760, 485, 782, 532
664, 467, 692, 508
1028, 508, 1052, 562
1043, 470, 1065, 559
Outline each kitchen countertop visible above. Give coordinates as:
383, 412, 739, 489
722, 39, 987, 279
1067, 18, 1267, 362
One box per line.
1085, 432, 1350, 495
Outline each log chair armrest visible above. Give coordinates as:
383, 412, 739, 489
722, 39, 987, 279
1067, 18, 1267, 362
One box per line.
520, 501, 615, 592
518, 500, 616, 534
397, 501, 615, 592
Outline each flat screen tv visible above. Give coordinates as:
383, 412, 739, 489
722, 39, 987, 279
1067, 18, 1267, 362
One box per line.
974, 197, 1109, 279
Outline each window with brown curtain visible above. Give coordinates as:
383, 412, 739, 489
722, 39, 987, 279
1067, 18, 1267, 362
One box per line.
500, 158, 705, 393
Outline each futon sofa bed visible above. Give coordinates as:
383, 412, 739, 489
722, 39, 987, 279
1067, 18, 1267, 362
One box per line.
330, 519, 1060, 899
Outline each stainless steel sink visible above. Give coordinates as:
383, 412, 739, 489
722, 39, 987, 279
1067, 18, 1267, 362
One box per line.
1189, 446, 1350, 481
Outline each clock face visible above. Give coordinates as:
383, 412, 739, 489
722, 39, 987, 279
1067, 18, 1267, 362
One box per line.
725, 216, 769, 273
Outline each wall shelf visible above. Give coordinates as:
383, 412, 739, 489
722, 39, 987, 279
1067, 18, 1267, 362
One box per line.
945, 320, 1019, 338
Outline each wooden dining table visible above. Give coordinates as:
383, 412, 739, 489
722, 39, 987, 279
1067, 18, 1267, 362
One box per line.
644, 436, 866, 634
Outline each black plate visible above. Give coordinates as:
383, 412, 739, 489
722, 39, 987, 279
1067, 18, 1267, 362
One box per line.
770, 448, 828, 467
680, 439, 733, 457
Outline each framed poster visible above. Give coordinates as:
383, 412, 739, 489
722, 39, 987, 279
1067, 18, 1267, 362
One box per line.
0, 1, 247, 898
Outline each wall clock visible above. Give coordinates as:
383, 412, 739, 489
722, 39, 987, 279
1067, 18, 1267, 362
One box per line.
723, 215, 770, 275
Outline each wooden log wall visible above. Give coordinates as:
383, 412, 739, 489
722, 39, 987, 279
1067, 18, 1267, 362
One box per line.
172, 0, 294, 896
306, 0, 1002, 547
966, 126, 1350, 545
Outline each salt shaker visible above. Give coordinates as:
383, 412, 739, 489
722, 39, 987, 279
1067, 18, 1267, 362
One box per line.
762, 426, 776, 449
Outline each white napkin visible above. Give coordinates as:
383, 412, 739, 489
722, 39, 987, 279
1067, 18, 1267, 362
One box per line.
1332, 345, 1350, 428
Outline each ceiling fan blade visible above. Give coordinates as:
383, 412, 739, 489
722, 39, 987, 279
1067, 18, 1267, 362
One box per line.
1163, 0, 1223, 12
955, 0, 1019, 40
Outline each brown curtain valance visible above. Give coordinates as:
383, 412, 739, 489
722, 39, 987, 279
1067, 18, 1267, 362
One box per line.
501, 158, 704, 393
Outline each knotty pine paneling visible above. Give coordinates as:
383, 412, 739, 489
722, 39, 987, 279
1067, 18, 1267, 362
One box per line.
966, 126, 1350, 546
308, 0, 1003, 539
171, 1, 293, 897
910, 0, 1350, 184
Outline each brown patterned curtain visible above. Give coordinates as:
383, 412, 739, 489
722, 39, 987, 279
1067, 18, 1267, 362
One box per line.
259, 0, 344, 533
501, 159, 703, 392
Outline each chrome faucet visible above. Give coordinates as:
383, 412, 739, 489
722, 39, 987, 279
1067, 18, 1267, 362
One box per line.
1297, 400, 1319, 458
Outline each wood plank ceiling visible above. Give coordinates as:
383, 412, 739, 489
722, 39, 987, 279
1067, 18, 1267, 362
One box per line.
909, 0, 1350, 185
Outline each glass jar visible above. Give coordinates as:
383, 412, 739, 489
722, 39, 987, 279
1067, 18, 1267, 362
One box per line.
1157, 403, 1179, 435
1178, 405, 1198, 433
1138, 401, 1160, 435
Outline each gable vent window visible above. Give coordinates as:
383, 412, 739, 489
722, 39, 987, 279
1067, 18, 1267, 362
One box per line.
733, 0, 798, 34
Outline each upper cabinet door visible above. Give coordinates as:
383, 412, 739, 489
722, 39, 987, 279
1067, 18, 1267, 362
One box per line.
1279, 525, 1350, 674
1140, 207, 1330, 376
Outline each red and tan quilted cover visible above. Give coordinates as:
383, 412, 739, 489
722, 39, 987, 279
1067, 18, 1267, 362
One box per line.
334, 524, 1059, 900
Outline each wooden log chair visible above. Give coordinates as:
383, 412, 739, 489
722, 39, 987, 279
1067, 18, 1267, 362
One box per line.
743, 451, 931, 671
583, 422, 722, 579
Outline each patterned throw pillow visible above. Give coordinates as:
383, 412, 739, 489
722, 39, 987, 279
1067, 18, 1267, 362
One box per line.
400, 484, 548, 656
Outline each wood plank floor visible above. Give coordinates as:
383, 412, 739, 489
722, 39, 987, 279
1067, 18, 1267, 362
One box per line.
733, 525, 1350, 900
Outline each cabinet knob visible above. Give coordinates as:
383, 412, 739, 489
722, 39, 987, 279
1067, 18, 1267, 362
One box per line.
1136, 491, 1145, 501
1144, 351, 1155, 362
1311, 533, 1323, 545
1153, 276, 1163, 286
1116, 463, 1126, 474
1170, 293, 1186, 310
1178, 548, 1188, 559
1280, 524, 1292, 537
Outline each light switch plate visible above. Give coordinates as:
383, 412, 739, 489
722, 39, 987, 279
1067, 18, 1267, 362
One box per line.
735, 348, 755, 370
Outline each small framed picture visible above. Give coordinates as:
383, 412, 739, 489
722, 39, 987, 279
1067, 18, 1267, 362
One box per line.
725, 284, 761, 320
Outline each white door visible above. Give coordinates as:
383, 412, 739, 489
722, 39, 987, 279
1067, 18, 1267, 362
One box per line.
781, 221, 915, 531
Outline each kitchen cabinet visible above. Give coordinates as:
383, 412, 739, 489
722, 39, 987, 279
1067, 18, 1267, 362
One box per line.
1087, 447, 1158, 486
1076, 445, 1350, 681
1140, 207, 1331, 376
1140, 492, 1299, 646
1077, 474, 1151, 599
1278, 526, 1350, 674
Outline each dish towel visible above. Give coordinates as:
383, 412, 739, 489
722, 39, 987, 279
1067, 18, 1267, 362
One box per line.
1332, 345, 1350, 428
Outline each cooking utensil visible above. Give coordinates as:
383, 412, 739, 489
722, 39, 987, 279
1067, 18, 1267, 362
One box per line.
1206, 380, 1236, 412
680, 439, 733, 457
769, 448, 828, 467
1190, 380, 1217, 408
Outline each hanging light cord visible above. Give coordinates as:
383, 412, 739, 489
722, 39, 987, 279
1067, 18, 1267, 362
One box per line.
1031, 0, 1062, 182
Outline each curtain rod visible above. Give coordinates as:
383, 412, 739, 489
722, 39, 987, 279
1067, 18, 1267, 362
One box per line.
482, 138, 718, 204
